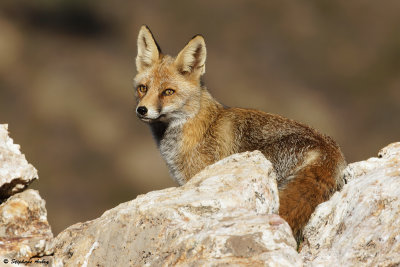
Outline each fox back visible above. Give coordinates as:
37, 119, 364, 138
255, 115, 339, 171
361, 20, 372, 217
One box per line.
134, 25, 346, 239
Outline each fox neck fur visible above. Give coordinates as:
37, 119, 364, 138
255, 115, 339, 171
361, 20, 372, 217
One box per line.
153, 89, 224, 185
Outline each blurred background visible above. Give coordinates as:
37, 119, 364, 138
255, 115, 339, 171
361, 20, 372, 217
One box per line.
1, 0, 399, 235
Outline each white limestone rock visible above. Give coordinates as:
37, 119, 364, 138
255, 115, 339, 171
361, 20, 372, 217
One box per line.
301, 142, 400, 267
0, 189, 53, 261
0, 124, 38, 199
51, 151, 302, 266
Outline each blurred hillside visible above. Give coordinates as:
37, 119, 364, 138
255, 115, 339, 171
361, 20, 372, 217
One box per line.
0, 0, 399, 234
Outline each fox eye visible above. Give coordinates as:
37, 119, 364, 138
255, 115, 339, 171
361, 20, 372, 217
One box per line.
137, 84, 147, 93
163, 89, 175, 96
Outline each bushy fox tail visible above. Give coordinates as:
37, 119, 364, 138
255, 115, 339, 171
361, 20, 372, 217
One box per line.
279, 153, 344, 241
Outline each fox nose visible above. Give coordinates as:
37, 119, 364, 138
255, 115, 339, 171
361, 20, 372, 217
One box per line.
137, 106, 148, 116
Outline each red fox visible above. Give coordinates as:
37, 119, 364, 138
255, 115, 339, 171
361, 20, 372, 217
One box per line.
134, 25, 346, 239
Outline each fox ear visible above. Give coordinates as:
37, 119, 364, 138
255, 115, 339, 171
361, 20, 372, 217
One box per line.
175, 35, 206, 76
136, 25, 161, 72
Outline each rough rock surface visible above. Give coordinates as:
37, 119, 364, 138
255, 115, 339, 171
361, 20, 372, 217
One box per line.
0, 124, 38, 199
50, 151, 302, 266
301, 142, 400, 266
0, 125, 53, 263
3, 119, 399, 266
0, 189, 53, 260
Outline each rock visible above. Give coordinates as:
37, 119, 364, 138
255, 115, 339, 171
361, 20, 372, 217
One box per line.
0, 189, 53, 261
0, 124, 53, 262
301, 142, 400, 266
51, 151, 302, 266
0, 124, 38, 199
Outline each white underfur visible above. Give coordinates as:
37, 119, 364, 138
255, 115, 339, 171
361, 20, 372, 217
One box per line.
278, 150, 320, 190
297, 150, 320, 171
175, 36, 206, 75
159, 122, 186, 184
136, 26, 159, 72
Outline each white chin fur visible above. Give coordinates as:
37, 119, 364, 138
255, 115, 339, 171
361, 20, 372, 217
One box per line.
146, 109, 161, 120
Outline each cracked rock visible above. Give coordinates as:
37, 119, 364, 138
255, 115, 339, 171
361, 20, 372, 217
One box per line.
0, 124, 38, 199
0, 189, 53, 260
301, 142, 400, 267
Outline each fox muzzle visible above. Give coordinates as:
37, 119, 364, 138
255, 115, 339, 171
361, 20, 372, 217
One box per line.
136, 105, 163, 122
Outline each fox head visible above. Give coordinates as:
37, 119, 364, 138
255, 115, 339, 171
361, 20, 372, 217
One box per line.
134, 25, 207, 125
